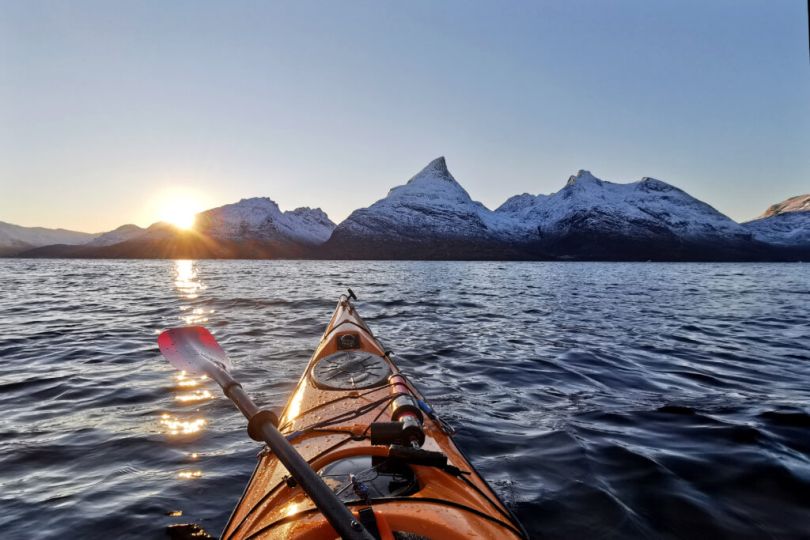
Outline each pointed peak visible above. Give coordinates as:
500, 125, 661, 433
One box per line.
404, 156, 461, 187
385, 156, 472, 201
428, 155, 447, 169
566, 169, 600, 186
411, 156, 450, 180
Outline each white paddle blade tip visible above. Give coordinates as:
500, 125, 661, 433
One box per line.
157, 326, 232, 376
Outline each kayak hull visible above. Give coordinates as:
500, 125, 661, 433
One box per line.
222, 295, 525, 539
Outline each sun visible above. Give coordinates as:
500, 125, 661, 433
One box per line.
146, 186, 212, 231
158, 196, 203, 230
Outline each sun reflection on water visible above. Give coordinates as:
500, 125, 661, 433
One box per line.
175, 371, 208, 388
175, 390, 213, 403
181, 307, 212, 325
166, 260, 214, 482
174, 261, 214, 323
174, 260, 204, 299
160, 414, 207, 436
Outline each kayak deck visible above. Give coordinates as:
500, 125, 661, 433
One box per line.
222, 294, 526, 539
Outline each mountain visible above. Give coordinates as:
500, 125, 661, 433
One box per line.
86, 224, 146, 246
0, 221, 99, 255
324, 159, 768, 261
323, 157, 519, 259
17, 198, 336, 259
759, 194, 810, 218
5, 162, 808, 261
742, 194, 810, 249
493, 170, 761, 260
195, 198, 335, 245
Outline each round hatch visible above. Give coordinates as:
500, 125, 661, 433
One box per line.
311, 351, 391, 390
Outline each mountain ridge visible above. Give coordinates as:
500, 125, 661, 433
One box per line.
0, 221, 99, 256
760, 194, 810, 218
5, 158, 809, 261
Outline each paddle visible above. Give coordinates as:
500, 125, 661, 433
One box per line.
157, 326, 374, 540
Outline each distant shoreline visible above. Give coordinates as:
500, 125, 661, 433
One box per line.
3, 255, 808, 263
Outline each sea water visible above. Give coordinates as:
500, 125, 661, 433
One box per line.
1, 260, 808, 539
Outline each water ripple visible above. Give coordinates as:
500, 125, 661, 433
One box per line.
0, 260, 809, 539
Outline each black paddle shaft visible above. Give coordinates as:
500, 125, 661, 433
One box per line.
215, 373, 374, 540
157, 326, 374, 539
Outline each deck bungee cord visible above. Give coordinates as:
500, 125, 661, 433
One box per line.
158, 290, 528, 539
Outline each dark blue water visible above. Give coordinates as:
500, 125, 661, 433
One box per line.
1, 260, 809, 539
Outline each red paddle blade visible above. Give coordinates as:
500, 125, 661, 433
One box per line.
157, 326, 232, 375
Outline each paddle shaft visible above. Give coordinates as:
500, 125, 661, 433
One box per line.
211, 369, 374, 540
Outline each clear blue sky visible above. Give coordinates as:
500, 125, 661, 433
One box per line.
1, 0, 808, 231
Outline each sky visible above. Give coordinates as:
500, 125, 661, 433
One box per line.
1, 0, 808, 232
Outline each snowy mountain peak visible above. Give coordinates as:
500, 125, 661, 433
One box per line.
196, 197, 284, 229
405, 156, 454, 183
566, 169, 601, 187
328, 157, 495, 245
760, 194, 810, 218
743, 194, 810, 247
388, 157, 473, 202
494, 169, 748, 246
229, 197, 282, 216
289, 206, 330, 220
637, 176, 678, 193
416, 156, 449, 177
195, 197, 334, 245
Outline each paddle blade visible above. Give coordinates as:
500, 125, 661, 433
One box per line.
157, 326, 232, 376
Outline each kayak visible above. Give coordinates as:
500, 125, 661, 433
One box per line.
219, 292, 528, 539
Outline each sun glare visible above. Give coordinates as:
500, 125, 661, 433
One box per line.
157, 196, 202, 230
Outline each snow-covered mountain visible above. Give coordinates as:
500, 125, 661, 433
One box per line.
8, 197, 335, 258
742, 194, 810, 247
326, 159, 765, 260
759, 194, 810, 218
195, 198, 335, 245
0, 221, 99, 255
495, 170, 751, 248
324, 157, 514, 258
4, 161, 808, 260
331, 157, 492, 239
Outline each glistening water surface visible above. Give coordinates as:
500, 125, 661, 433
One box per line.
1, 260, 809, 539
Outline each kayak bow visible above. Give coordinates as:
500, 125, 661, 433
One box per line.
218, 292, 527, 539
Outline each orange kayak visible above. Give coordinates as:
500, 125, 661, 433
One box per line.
221, 293, 527, 539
